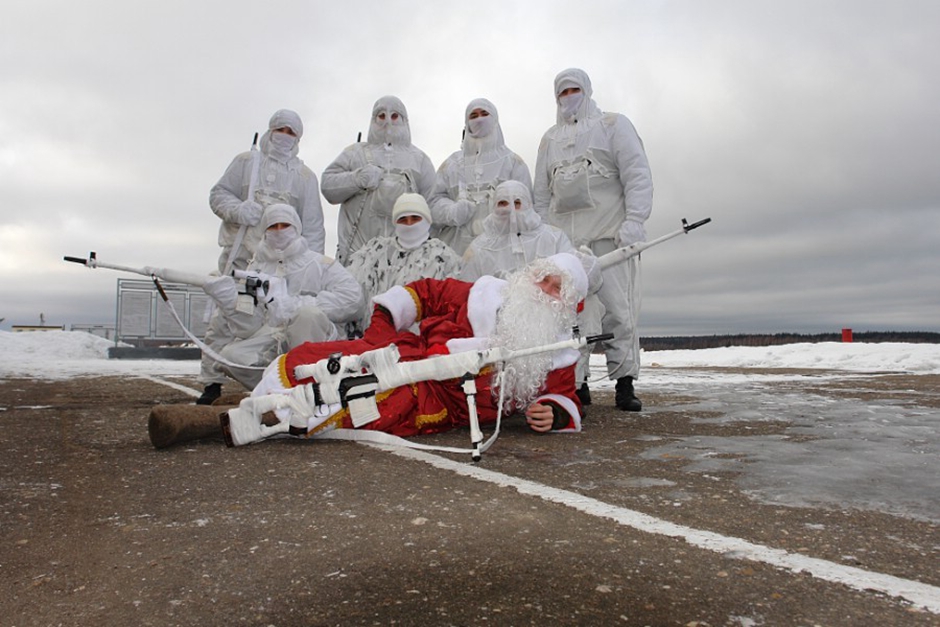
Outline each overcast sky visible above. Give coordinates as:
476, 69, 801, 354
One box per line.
2, 0, 938, 336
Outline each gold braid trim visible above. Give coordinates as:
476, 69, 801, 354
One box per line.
306, 387, 401, 438
414, 408, 448, 430
410, 382, 447, 430
404, 286, 422, 322
307, 412, 344, 437
277, 354, 292, 388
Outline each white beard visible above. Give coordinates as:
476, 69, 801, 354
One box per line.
490, 271, 576, 409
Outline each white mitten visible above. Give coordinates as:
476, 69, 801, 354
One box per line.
618, 218, 647, 246
354, 164, 383, 190
575, 249, 603, 295
247, 272, 274, 300
263, 276, 298, 327
452, 198, 474, 225
234, 200, 263, 226
203, 275, 239, 312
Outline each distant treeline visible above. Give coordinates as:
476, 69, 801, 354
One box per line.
639, 331, 940, 351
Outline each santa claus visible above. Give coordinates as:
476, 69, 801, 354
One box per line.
218, 252, 592, 447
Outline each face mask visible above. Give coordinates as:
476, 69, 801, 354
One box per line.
265, 226, 298, 251
467, 114, 495, 138
269, 131, 297, 157
558, 92, 584, 121
493, 198, 514, 217
374, 110, 404, 127
395, 219, 430, 250
509, 208, 525, 253
372, 111, 408, 144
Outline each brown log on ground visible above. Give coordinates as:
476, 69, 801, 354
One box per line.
148, 404, 234, 449
217, 391, 250, 406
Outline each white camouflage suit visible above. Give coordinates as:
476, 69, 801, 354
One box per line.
321, 96, 436, 265
209, 109, 326, 271
533, 68, 653, 384
460, 180, 574, 282
429, 98, 532, 256
201, 205, 362, 390
201, 110, 327, 388
345, 194, 462, 333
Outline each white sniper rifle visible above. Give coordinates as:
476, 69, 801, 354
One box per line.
62, 252, 272, 371
220, 333, 613, 461
596, 217, 711, 270
66, 216, 711, 460
63, 252, 269, 302
222, 216, 712, 460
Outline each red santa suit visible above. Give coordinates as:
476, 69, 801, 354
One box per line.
254, 275, 583, 439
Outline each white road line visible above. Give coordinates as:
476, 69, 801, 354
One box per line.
379, 444, 940, 614
138, 375, 200, 398
137, 375, 940, 613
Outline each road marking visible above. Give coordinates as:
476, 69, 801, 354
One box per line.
139, 374, 939, 613
138, 375, 200, 398
379, 444, 940, 614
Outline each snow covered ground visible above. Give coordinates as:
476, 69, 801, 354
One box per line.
2, 329, 939, 381
2, 330, 939, 522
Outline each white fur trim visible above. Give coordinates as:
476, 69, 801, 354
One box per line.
466, 275, 507, 339
547, 252, 588, 302
372, 285, 418, 331
551, 347, 580, 370
537, 393, 582, 433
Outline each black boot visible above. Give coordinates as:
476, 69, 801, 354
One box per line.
615, 376, 642, 412
196, 383, 222, 406
575, 382, 592, 406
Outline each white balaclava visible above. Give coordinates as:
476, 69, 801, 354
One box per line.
488, 180, 542, 247
554, 68, 602, 125
392, 193, 432, 250
368, 95, 411, 146
261, 109, 303, 162
259, 203, 303, 254
462, 98, 504, 156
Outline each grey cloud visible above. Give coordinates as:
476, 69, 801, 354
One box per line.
2, 0, 938, 338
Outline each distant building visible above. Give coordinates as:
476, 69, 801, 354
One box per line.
11, 325, 65, 332
114, 278, 210, 347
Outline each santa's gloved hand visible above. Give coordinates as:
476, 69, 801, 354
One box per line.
203, 275, 239, 312
369, 305, 394, 328
451, 199, 474, 225
234, 200, 263, 226
354, 164, 383, 191
618, 218, 647, 246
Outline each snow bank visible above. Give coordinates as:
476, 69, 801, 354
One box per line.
2, 330, 939, 381
644, 342, 940, 374
0, 330, 199, 380
1, 329, 115, 360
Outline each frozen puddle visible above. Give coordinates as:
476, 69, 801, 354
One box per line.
634, 367, 940, 523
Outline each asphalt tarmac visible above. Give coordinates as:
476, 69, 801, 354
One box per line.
1, 370, 937, 626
